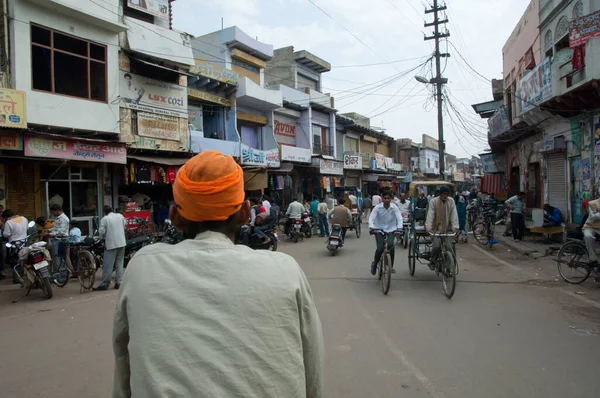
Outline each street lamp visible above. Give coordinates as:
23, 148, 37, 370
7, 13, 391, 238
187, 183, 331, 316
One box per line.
415, 75, 447, 180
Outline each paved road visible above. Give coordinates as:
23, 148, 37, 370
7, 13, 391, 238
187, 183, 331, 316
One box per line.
1, 232, 600, 397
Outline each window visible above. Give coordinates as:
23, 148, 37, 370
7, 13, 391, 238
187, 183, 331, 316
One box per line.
345, 136, 359, 153
188, 103, 226, 139
232, 58, 260, 85
555, 16, 569, 41
31, 25, 107, 102
427, 159, 431, 168
240, 125, 261, 149
544, 29, 553, 58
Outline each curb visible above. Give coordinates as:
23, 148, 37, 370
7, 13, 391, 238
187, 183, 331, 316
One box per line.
495, 237, 547, 260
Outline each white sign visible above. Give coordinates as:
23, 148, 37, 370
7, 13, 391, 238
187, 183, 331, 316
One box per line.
120, 71, 188, 118
320, 159, 344, 176
344, 154, 362, 170
388, 163, 403, 171
281, 145, 311, 163
137, 113, 180, 141
385, 157, 393, 169
480, 153, 505, 173
127, 0, 169, 20
241, 144, 280, 168
520, 58, 552, 113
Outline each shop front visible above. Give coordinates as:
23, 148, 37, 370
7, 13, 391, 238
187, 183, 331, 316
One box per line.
305, 157, 343, 201
17, 134, 127, 236
343, 153, 362, 188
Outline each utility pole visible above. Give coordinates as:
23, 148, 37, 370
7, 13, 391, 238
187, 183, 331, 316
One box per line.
425, 1, 450, 181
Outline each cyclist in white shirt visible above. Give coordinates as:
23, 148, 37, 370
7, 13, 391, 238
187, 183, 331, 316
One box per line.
369, 191, 403, 275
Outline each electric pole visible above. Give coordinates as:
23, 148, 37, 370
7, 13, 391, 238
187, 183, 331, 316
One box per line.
425, 0, 450, 181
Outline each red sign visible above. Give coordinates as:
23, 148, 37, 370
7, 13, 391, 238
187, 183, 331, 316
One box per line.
274, 120, 296, 138
123, 211, 152, 231
24, 135, 127, 164
570, 9, 600, 48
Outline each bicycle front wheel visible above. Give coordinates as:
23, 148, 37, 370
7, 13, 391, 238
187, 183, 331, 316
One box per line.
408, 237, 416, 276
472, 222, 486, 245
381, 252, 392, 295
77, 250, 96, 291
557, 241, 591, 284
440, 250, 456, 299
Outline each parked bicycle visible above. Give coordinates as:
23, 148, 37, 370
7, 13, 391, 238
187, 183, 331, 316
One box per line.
51, 239, 96, 292
472, 208, 503, 249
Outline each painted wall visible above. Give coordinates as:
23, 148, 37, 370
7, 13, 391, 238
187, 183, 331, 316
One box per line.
10, 0, 121, 133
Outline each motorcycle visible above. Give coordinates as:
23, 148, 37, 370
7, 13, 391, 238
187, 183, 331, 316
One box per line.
300, 212, 312, 238
289, 217, 303, 243
238, 224, 278, 251
327, 224, 343, 256
8, 222, 53, 300
400, 212, 410, 249
161, 219, 184, 245
84, 234, 151, 269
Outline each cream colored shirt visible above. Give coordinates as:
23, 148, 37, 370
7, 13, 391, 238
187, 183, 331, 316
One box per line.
112, 231, 324, 398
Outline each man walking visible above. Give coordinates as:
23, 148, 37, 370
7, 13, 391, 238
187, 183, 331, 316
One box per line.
506, 192, 526, 241
112, 150, 323, 397
94, 206, 126, 291
317, 197, 329, 237
362, 195, 372, 224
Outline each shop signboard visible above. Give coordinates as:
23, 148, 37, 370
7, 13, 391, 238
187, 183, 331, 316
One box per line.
188, 88, 231, 107
343, 154, 362, 170
374, 153, 386, 170
480, 153, 505, 173
569, 9, 600, 48
488, 106, 510, 139
137, 112, 180, 141
319, 159, 344, 176
384, 157, 393, 169
127, 0, 169, 20
120, 71, 188, 118
0, 131, 23, 150
24, 135, 127, 164
520, 58, 552, 113
0, 89, 26, 129
388, 163, 403, 172
241, 144, 280, 168
280, 145, 311, 163
190, 61, 238, 84
274, 119, 297, 146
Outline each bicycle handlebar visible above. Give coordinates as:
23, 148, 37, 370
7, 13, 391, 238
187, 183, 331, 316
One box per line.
369, 229, 403, 235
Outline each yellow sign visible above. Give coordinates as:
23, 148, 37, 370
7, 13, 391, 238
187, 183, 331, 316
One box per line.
188, 88, 231, 107
0, 89, 26, 128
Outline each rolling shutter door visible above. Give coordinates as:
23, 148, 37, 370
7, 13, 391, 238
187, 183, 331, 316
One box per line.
546, 153, 567, 219
345, 176, 360, 187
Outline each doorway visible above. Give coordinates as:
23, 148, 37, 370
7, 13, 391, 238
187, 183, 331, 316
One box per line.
509, 166, 520, 196
527, 162, 541, 209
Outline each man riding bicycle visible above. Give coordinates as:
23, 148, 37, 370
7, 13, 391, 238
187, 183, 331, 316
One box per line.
425, 186, 459, 269
369, 191, 403, 275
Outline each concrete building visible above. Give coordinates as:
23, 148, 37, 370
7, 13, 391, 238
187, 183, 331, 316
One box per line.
0, 0, 131, 233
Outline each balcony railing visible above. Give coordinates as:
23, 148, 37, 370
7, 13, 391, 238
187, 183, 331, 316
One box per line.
313, 142, 334, 156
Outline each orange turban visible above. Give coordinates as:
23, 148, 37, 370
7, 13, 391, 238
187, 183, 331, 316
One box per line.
173, 150, 244, 222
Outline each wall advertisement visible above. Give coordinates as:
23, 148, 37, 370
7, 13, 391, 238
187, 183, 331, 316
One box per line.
137, 112, 181, 141
120, 71, 188, 118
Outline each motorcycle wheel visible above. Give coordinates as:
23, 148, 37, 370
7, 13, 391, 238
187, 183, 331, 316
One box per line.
268, 239, 278, 251
39, 276, 53, 299
293, 233, 299, 243
331, 249, 337, 256
304, 225, 312, 238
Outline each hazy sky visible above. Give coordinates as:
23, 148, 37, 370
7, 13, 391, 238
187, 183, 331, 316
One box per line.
173, 0, 531, 158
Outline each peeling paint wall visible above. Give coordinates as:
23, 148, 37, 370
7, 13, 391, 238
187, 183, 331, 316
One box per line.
504, 133, 543, 197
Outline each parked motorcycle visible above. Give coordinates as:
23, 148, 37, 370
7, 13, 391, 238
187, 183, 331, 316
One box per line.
238, 224, 278, 251
8, 222, 53, 299
300, 212, 313, 238
161, 219, 184, 245
327, 224, 343, 256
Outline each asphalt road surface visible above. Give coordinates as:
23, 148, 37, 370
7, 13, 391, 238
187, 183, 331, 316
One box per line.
1, 231, 599, 398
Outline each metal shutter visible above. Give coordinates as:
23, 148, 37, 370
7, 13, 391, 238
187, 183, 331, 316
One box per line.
345, 176, 360, 187
546, 152, 567, 219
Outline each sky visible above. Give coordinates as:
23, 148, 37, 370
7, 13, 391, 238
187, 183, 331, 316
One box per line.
172, 0, 531, 158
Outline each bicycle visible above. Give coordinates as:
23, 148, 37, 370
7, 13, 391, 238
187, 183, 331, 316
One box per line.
370, 229, 402, 295
127, 217, 158, 241
429, 233, 458, 299
472, 210, 500, 249
556, 239, 599, 284
51, 239, 96, 292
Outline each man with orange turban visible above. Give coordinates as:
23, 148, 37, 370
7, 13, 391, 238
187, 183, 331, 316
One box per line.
112, 150, 324, 398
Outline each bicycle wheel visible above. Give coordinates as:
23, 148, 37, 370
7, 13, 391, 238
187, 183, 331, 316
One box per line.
472, 222, 487, 245
408, 238, 416, 276
440, 250, 456, 298
52, 261, 70, 287
76, 250, 96, 291
356, 221, 361, 238
136, 222, 158, 240
557, 241, 591, 284
381, 252, 392, 295
487, 224, 496, 249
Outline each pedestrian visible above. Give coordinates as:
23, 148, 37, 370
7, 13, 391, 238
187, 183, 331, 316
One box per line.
68, 220, 82, 243
0, 204, 4, 278
43, 204, 69, 273
372, 192, 382, 208
582, 198, 600, 269
94, 206, 126, 291
1, 209, 29, 280
362, 195, 372, 224
416, 191, 428, 209
310, 196, 319, 218
455, 192, 467, 232
262, 195, 271, 213
506, 192, 526, 241
317, 197, 329, 237
112, 150, 324, 397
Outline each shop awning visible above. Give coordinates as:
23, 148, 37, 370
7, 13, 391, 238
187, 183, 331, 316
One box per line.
481, 174, 504, 195
128, 155, 190, 166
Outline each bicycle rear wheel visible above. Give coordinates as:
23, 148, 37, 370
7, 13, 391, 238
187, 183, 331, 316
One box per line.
557, 241, 591, 284
77, 250, 96, 291
136, 222, 158, 240
381, 252, 392, 295
440, 250, 456, 299
472, 222, 486, 245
